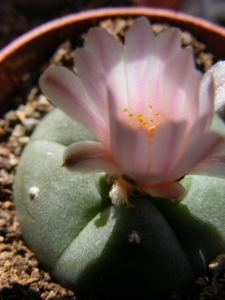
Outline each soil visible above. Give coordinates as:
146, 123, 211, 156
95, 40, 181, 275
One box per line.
1, 2, 225, 300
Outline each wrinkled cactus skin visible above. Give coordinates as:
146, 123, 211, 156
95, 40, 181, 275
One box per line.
15, 109, 225, 300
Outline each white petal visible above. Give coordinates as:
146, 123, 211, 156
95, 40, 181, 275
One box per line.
84, 27, 128, 112
124, 17, 156, 113
201, 61, 225, 111
199, 71, 214, 130
75, 48, 108, 125
149, 121, 187, 177
191, 140, 225, 178
154, 27, 182, 61
107, 88, 152, 179
110, 114, 151, 177
170, 132, 225, 181
191, 154, 225, 178
188, 115, 212, 145
161, 47, 202, 127
39, 66, 108, 145
124, 18, 182, 115
63, 141, 119, 173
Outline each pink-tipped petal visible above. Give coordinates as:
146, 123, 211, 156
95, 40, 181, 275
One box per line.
84, 27, 128, 111
75, 48, 108, 124
154, 27, 182, 61
149, 121, 187, 177
107, 88, 152, 178
39, 66, 108, 144
110, 112, 152, 177
124, 19, 182, 115
191, 139, 225, 178
170, 132, 225, 181
191, 153, 225, 178
124, 17, 157, 113
201, 61, 225, 112
161, 47, 202, 126
63, 141, 119, 173
199, 72, 214, 130
112, 123, 152, 177
188, 115, 212, 145
151, 28, 187, 112
143, 181, 187, 200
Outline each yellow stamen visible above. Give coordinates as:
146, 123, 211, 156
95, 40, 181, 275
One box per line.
123, 104, 163, 138
148, 126, 156, 136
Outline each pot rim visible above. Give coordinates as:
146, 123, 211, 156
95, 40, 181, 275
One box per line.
1, 6, 225, 109
1, 6, 225, 61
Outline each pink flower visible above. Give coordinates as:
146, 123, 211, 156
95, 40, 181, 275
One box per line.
39, 17, 225, 204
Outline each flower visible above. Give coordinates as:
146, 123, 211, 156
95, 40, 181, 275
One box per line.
39, 17, 225, 205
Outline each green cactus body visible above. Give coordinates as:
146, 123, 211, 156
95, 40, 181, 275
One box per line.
15, 109, 225, 300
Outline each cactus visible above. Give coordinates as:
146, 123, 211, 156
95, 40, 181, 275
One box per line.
14, 108, 225, 299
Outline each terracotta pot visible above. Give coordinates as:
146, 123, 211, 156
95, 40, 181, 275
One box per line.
1, 7, 225, 110
2, 7, 225, 299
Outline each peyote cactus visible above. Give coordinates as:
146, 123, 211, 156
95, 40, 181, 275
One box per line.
15, 108, 225, 299
15, 17, 225, 300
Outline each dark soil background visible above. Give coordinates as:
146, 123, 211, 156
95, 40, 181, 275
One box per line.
0, 0, 135, 50
1, 1, 225, 300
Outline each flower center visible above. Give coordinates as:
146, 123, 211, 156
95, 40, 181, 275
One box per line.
123, 105, 162, 137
